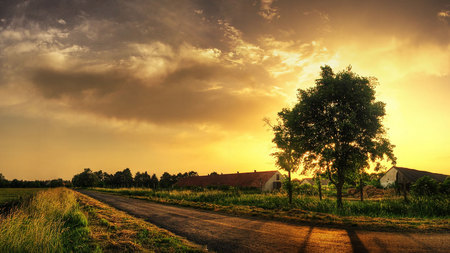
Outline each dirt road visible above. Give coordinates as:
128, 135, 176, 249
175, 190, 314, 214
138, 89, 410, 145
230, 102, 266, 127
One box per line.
79, 190, 450, 253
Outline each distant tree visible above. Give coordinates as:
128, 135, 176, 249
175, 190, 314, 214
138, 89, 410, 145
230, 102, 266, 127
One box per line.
209, 172, 218, 176
411, 176, 439, 196
94, 170, 106, 187
159, 172, 173, 188
112, 168, 134, 188
187, 171, 198, 177
150, 174, 159, 189
103, 172, 113, 187
49, 179, 64, 188
135, 171, 151, 187
0, 173, 8, 187
275, 66, 396, 208
10, 179, 23, 188
72, 168, 100, 187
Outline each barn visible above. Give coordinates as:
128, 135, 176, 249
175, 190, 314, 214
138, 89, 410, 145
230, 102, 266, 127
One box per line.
380, 166, 448, 188
174, 170, 283, 191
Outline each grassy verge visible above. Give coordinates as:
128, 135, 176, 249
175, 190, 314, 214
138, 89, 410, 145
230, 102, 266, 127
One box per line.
75, 191, 207, 252
0, 188, 98, 252
91, 188, 450, 232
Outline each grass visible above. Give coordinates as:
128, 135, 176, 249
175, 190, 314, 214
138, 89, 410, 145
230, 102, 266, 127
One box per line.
75, 191, 207, 252
91, 187, 450, 232
0, 188, 99, 252
0, 188, 43, 206
92, 188, 450, 218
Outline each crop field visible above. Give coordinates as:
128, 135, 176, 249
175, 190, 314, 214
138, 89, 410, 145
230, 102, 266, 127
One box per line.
0, 188, 43, 205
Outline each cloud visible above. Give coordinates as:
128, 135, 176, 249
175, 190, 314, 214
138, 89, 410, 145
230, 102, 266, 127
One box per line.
27, 41, 282, 127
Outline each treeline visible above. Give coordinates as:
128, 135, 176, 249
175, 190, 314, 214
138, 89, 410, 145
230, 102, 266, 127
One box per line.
0, 173, 69, 188
71, 168, 198, 189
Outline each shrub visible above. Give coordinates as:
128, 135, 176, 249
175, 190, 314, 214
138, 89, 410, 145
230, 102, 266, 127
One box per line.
411, 176, 439, 196
439, 177, 450, 195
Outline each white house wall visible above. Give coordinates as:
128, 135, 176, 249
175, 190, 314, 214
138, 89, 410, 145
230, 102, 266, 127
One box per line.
380, 168, 398, 188
263, 171, 282, 191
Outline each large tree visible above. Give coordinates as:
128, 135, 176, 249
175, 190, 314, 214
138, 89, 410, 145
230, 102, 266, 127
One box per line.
277, 65, 396, 208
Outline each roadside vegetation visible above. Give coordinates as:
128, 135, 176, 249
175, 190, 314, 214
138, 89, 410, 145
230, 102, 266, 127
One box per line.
91, 186, 449, 232
0, 188, 98, 252
92, 187, 449, 218
75, 191, 206, 252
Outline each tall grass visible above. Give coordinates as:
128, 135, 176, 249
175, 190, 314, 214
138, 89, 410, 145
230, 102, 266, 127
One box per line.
0, 188, 95, 253
95, 188, 450, 218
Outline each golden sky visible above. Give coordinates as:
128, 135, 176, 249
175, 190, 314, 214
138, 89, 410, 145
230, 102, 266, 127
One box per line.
0, 0, 449, 180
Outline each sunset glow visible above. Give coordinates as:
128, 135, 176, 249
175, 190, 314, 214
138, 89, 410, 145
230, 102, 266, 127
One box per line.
0, 0, 449, 180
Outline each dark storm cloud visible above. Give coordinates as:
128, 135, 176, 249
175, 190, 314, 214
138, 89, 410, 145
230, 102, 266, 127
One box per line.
30, 60, 280, 125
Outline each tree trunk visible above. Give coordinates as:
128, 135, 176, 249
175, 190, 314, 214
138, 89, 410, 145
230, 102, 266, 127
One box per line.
288, 171, 292, 205
317, 177, 322, 201
336, 182, 343, 208
403, 183, 408, 202
360, 178, 364, 202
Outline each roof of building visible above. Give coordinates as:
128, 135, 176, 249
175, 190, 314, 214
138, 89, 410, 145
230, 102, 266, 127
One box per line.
174, 170, 280, 188
393, 166, 448, 183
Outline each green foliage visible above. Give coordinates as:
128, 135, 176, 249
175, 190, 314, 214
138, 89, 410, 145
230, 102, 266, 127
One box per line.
411, 176, 439, 196
297, 184, 316, 195
271, 65, 396, 207
72, 168, 101, 187
439, 177, 450, 195
94, 188, 449, 218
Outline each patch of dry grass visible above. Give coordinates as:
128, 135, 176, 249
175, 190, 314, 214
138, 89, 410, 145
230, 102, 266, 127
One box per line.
75, 191, 208, 252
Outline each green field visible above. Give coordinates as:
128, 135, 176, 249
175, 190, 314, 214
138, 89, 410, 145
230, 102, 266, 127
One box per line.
0, 188, 43, 205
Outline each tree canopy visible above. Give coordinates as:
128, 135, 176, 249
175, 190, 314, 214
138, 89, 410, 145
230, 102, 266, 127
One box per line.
273, 65, 396, 207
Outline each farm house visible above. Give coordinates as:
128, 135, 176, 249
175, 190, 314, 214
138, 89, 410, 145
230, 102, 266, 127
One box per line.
175, 170, 283, 191
380, 166, 448, 188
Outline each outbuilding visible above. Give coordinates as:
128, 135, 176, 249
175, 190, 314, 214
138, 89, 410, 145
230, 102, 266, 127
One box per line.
380, 166, 448, 188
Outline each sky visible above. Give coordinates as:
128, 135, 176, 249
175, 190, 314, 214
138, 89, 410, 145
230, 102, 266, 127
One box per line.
0, 0, 449, 180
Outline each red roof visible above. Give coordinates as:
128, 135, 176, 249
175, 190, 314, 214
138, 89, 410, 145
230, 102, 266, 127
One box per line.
175, 171, 280, 188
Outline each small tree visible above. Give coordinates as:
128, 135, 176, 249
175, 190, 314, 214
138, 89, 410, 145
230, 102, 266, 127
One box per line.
314, 173, 323, 200
267, 110, 301, 205
411, 176, 439, 196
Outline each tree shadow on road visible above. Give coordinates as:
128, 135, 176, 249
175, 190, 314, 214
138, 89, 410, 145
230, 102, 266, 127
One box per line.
346, 229, 369, 253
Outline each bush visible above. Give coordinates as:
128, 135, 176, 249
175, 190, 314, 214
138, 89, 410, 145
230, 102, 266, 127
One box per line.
297, 184, 316, 195
439, 177, 450, 195
411, 176, 439, 196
